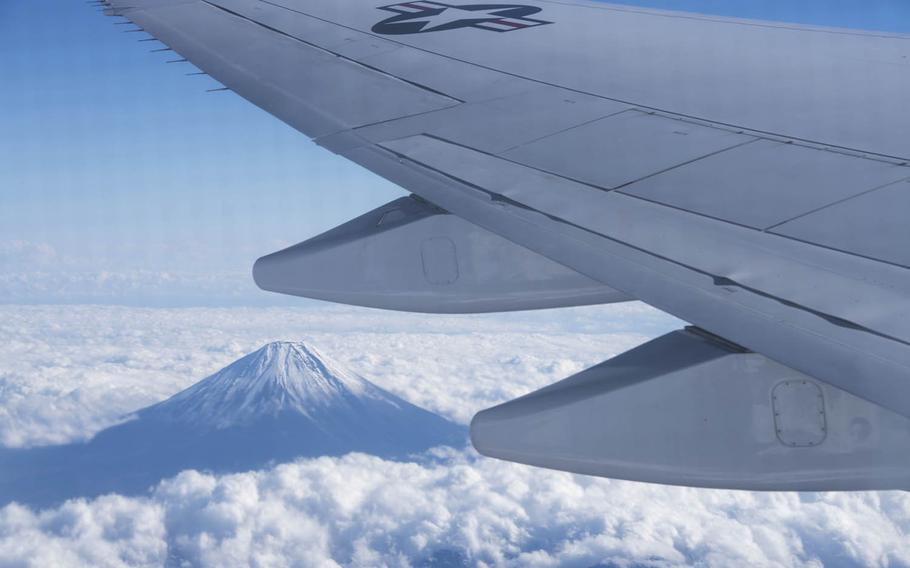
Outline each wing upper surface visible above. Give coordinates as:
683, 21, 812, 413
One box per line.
100, 0, 910, 414
244, 0, 909, 159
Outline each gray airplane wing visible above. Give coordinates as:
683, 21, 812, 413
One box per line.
97, 0, 910, 489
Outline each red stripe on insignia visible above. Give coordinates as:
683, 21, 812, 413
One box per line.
493, 19, 529, 28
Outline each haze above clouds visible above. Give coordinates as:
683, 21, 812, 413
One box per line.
0, 304, 908, 567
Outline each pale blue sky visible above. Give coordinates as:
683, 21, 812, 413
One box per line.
0, 0, 403, 279
1, 0, 908, 304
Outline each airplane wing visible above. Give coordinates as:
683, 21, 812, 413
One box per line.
97, 0, 910, 489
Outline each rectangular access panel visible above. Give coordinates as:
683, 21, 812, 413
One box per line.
622, 140, 910, 229
501, 110, 751, 189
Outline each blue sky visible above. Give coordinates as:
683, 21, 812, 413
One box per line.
2, 0, 908, 303
0, 0, 403, 278
611, 0, 910, 31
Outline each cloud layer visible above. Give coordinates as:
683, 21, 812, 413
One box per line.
0, 304, 907, 567
0, 450, 907, 567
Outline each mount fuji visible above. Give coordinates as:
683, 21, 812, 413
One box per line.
0, 342, 465, 506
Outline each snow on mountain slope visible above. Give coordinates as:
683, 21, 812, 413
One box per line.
0, 341, 466, 506
143, 341, 400, 428
127, 340, 468, 459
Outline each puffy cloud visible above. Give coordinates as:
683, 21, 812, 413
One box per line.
0, 304, 906, 567
0, 451, 907, 567
0, 496, 166, 567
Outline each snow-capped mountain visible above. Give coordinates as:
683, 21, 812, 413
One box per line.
143, 341, 425, 429
127, 340, 467, 460
0, 341, 466, 506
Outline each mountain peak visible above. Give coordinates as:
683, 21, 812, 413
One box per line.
245, 340, 372, 396
141, 340, 384, 429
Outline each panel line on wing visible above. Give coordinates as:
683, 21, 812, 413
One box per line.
764, 176, 910, 232
375, 134, 910, 345
251, 0, 910, 162
104, 0, 910, 162
200, 0, 465, 103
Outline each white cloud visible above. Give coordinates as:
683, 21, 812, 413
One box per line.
0, 451, 906, 567
0, 304, 906, 567
0, 497, 166, 568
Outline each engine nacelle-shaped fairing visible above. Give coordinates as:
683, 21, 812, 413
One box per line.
472, 329, 910, 491
254, 196, 629, 313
